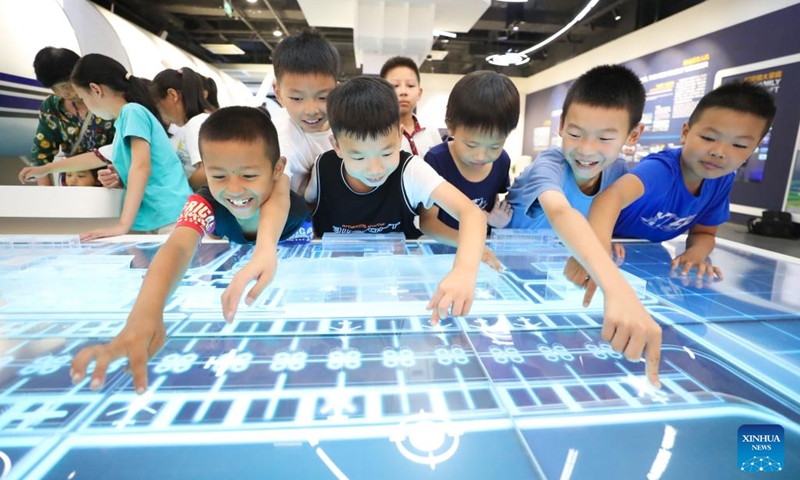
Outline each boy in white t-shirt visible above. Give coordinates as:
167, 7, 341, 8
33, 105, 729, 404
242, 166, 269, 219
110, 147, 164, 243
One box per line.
270, 31, 339, 195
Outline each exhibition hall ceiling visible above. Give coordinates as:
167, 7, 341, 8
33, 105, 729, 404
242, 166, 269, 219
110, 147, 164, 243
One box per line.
89, 0, 705, 81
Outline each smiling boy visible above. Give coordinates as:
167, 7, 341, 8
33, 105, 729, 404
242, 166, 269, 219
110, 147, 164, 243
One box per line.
270, 31, 340, 195
70, 107, 309, 394
570, 81, 777, 288
305, 76, 487, 323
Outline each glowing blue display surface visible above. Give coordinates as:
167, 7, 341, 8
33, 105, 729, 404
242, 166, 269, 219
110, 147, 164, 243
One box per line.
1, 235, 799, 479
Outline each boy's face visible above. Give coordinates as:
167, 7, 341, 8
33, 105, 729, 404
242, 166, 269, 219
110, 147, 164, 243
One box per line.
273, 73, 336, 133
332, 127, 402, 193
201, 138, 285, 220
384, 66, 422, 116
65, 170, 98, 187
559, 103, 642, 185
680, 106, 768, 182
447, 125, 508, 171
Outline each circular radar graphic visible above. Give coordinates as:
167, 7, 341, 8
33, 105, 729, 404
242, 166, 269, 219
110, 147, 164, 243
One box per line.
389, 409, 462, 470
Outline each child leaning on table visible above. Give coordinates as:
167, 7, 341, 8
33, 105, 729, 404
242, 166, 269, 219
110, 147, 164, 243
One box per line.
70, 106, 310, 394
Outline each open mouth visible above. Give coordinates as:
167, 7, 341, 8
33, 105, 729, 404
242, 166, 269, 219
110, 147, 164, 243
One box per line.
574, 158, 600, 169
303, 118, 322, 126
366, 176, 385, 184
225, 198, 254, 209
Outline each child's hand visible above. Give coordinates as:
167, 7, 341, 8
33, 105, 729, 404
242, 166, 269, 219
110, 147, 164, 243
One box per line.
602, 288, 662, 388
670, 250, 722, 281
70, 313, 166, 394
612, 242, 626, 266
221, 248, 278, 323
18, 165, 49, 183
486, 200, 512, 229
98, 164, 122, 189
427, 267, 475, 325
482, 246, 502, 271
563, 256, 598, 307
80, 224, 130, 242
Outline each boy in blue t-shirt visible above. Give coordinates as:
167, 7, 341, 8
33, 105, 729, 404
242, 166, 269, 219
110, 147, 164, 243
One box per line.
422, 70, 518, 234
571, 81, 777, 289
505, 65, 644, 232
502, 65, 663, 387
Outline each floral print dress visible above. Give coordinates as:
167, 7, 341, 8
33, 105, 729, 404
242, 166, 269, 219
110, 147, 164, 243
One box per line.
30, 95, 115, 166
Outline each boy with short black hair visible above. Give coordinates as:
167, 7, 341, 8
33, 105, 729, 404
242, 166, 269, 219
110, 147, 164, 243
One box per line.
70, 106, 310, 394
422, 70, 518, 234
305, 76, 487, 323
506, 64, 663, 387
270, 31, 340, 194
569, 81, 777, 291
380, 56, 441, 157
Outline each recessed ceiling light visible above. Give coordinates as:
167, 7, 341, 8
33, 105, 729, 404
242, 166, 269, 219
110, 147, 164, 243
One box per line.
201, 43, 245, 55
486, 52, 530, 66
273, 29, 283, 37
246, 0, 258, 3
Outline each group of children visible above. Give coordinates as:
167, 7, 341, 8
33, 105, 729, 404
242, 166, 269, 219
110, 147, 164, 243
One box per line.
64, 31, 777, 396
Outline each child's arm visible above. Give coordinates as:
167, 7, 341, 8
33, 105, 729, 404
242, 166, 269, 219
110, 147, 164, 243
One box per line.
19, 151, 106, 183
541, 189, 662, 387
221, 173, 291, 322
419, 205, 501, 270
424, 183, 486, 323
563, 173, 645, 302
70, 226, 202, 394
671, 223, 722, 280
81, 137, 151, 241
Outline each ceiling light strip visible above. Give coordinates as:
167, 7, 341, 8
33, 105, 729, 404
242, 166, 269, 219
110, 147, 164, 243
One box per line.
520, 0, 600, 55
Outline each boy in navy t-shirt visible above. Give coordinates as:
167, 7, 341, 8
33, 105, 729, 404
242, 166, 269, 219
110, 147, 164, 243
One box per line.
70, 107, 310, 394
422, 71, 518, 233
570, 81, 777, 292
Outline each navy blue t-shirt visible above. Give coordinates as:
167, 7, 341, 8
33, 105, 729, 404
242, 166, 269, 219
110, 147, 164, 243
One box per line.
424, 142, 510, 229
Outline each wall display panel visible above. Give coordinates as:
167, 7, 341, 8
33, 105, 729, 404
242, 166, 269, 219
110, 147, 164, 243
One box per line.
522, 5, 800, 218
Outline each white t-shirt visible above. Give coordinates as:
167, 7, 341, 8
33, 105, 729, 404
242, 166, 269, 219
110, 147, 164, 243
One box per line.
170, 113, 210, 178
272, 109, 332, 194
401, 117, 443, 158
305, 153, 444, 208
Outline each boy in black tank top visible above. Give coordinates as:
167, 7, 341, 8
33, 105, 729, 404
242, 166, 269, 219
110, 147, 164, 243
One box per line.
304, 76, 487, 324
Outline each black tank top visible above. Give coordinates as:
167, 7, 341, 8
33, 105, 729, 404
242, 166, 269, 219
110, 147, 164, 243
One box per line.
312, 150, 422, 239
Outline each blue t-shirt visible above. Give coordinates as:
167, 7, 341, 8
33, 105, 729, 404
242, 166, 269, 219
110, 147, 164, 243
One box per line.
505, 147, 628, 230
424, 141, 510, 229
112, 103, 192, 231
614, 147, 733, 242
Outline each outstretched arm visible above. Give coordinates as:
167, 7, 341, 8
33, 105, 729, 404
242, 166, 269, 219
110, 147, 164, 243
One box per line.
221, 173, 291, 322
71, 226, 202, 394
19, 151, 106, 183
542, 189, 661, 387
423, 182, 486, 324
